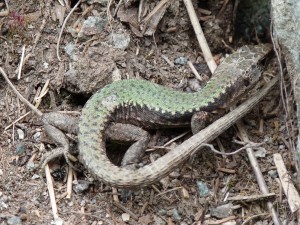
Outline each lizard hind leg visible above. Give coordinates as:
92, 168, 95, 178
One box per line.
105, 123, 151, 167
105, 123, 151, 201
191, 111, 214, 134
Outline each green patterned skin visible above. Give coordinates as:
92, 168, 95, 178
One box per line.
78, 44, 272, 188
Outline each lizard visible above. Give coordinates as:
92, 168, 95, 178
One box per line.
0, 43, 273, 188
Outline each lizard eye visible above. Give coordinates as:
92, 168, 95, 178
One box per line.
243, 79, 250, 87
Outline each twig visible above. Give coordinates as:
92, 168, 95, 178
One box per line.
45, 164, 59, 220
236, 121, 281, 225
227, 193, 276, 202
4, 0, 9, 10
32, 19, 46, 51
0, 67, 43, 117
188, 61, 203, 81
205, 216, 236, 224
112, 0, 123, 18
199, 142, 263, 156
141, 0, 170, 35
241, 213, 269, 225
154, 187, 182, 198
273, 153, 300, 213
183, 0, 217, 73
17, 45, 26, 80
216, 0, 230, 18
0, 67, 49, 130
57, 0, 81, 61
112, 201, 139, 221
138, 0, 144, 22
66, 165, 73, 199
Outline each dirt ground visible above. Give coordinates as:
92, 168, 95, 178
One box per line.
0, 0, 297, 224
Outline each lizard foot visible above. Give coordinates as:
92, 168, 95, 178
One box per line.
37, 147, 79, 171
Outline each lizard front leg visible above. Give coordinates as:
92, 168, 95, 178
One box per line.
39, 112, 79, 167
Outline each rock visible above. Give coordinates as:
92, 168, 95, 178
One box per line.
210, 203, 233, 219
7, 216, 22, 225
78, 16, 107, 39
108, 32, 130, 50
196, 181, 210, 197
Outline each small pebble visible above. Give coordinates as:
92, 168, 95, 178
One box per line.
174, 56, 188, 65
196, 181, 210, 197
268, 170, 278, 178
158, 209, 167, 216
52, 218, 63, 225
73, 180, 90, 193
173, 208, 181, 221
121, 213, 130, 222
31, 174, 40, 180
17, 129, 25, 140
254, 147, 267, 158
15, 143, 25, 155
68, 201, 74, 207
33, 132, 41, 142
26, 161, 35, 170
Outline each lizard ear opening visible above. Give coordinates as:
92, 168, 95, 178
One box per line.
243, 79, 251, 87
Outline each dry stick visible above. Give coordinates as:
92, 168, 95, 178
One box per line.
32, 19, 46, 51
4, 0, 9, 10
57, 0, 81, 61
140, 0, 170, 35
183, 0, 217, 73
17, 45, 26, 80
45, 164, 59, 220
66, 166, 73, 199
112, 201, 139, 221
138, 0, 145, 22
241, 213, 269, 225
4, 80, 49, 130
273, 153, 300, 213
236, 121, 281, 225
0, 67, 42, 117
187, 61, 203, 81
205, 216, 236, 225
227, 193, 276, 202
